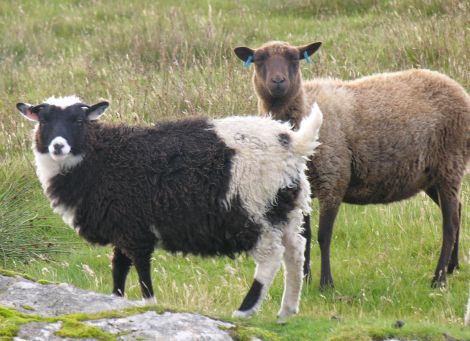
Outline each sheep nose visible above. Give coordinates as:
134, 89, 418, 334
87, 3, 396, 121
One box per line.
53, 143, 64, 154
271, 76, 286, 84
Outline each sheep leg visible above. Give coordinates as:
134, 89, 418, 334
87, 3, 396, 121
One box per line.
431, 187, 460, 288
301, 214, 312, 281
425, 186, 440, 205
131, 249, 155, 302
278, 228, 305, 323
233, 230, 284, 318
426, 186, 461, 274
318, 204, 340, 290
112, 247, 133, 297
447, 202, 462, 274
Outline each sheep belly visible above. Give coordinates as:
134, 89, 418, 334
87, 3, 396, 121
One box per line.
344, 170, 431, 204
154, 196, 263, 257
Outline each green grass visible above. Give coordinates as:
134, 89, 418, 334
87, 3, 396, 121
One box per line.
0, 0, 469, 340
0, 163, 77, 264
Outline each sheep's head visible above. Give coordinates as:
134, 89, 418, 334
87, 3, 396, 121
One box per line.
17, 96, 109, 162
234, 41, 321, 100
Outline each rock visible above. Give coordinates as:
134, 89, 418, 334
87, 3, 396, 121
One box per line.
87, 311, 233, 340
0, 274, 135, 316
0, 274, 235, 340
14, 321, 87, 341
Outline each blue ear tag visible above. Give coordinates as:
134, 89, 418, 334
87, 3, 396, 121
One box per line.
303, 51, 312, 64
243, 55, 253, 69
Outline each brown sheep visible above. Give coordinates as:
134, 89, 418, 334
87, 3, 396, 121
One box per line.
234, 40, 470, 289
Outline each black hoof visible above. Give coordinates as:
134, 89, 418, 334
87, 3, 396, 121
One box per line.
431, 278, 446, 289
447, 263, 459, 274
320, 279, 334, 291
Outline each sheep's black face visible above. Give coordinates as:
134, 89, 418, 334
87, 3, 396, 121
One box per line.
34, 104, 90, 160
17, 100, 109, 162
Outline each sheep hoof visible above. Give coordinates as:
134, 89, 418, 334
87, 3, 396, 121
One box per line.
277, 307, 298, 323
232, 309, 255, 319
447, 263, 459, 274
319, 281, 334, 292
141, 296, 157, 306
431, 279, 446, 289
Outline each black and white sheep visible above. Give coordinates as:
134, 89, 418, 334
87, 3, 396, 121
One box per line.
17, 96, 323, 320
234, 40, 470, 289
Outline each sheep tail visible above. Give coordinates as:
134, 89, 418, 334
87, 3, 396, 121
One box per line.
291, 102, 323, 157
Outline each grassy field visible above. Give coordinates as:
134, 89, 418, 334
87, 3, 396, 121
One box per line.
1, 0, 470, 340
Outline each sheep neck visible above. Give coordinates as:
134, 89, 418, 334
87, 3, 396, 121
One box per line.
257, 86, 308, 130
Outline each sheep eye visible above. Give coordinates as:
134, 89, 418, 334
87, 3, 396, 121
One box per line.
287, 55, 300, 63
254, 54, 267, 63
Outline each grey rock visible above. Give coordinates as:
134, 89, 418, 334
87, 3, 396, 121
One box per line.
14, 321, 93, 341
87, 311, 234, 340
0, 274, 136, 316
1, 274, 235, 340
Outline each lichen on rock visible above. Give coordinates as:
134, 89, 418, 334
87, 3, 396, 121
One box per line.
0, 274, 235, 340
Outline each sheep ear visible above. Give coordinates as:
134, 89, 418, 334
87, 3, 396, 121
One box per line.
17, 103, 39, 122
87, 101, 109, 120
234, 47, 255, 67
298, 42, 322, 62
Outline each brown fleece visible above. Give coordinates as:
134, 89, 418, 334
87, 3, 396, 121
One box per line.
235, 40, 470, 288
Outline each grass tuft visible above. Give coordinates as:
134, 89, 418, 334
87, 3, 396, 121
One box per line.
0, 165, 73, 265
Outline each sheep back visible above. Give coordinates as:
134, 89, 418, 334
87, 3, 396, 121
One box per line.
303, 69, 470, 204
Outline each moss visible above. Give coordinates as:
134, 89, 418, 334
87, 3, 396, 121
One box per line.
0, 306, 45, 339
0, 306, 42, 322
55, 319, 115, 340
0, 268, 57, 286
0, 298, 176, 339
61, 305, 167, 322
0, 305, 124, 340
20, 305, 35, 311
0, 268, 35, 282
226, 324, 281, 341
0, 320, 19, 339
37, 279, 54, 285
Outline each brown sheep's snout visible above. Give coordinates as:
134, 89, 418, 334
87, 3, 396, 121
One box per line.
264, 57, 291, 97
268, 75, 289, 97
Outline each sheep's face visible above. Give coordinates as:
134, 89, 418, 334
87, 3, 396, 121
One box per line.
17, 98, 109, 162
234, 41, 321, 100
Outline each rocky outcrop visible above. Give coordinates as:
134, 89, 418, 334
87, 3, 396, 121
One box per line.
0, 274, 234, 340
0, 274, 135, 316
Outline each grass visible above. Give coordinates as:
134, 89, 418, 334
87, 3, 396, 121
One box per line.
0, 163, 76, 264
0, 0, 469, 339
